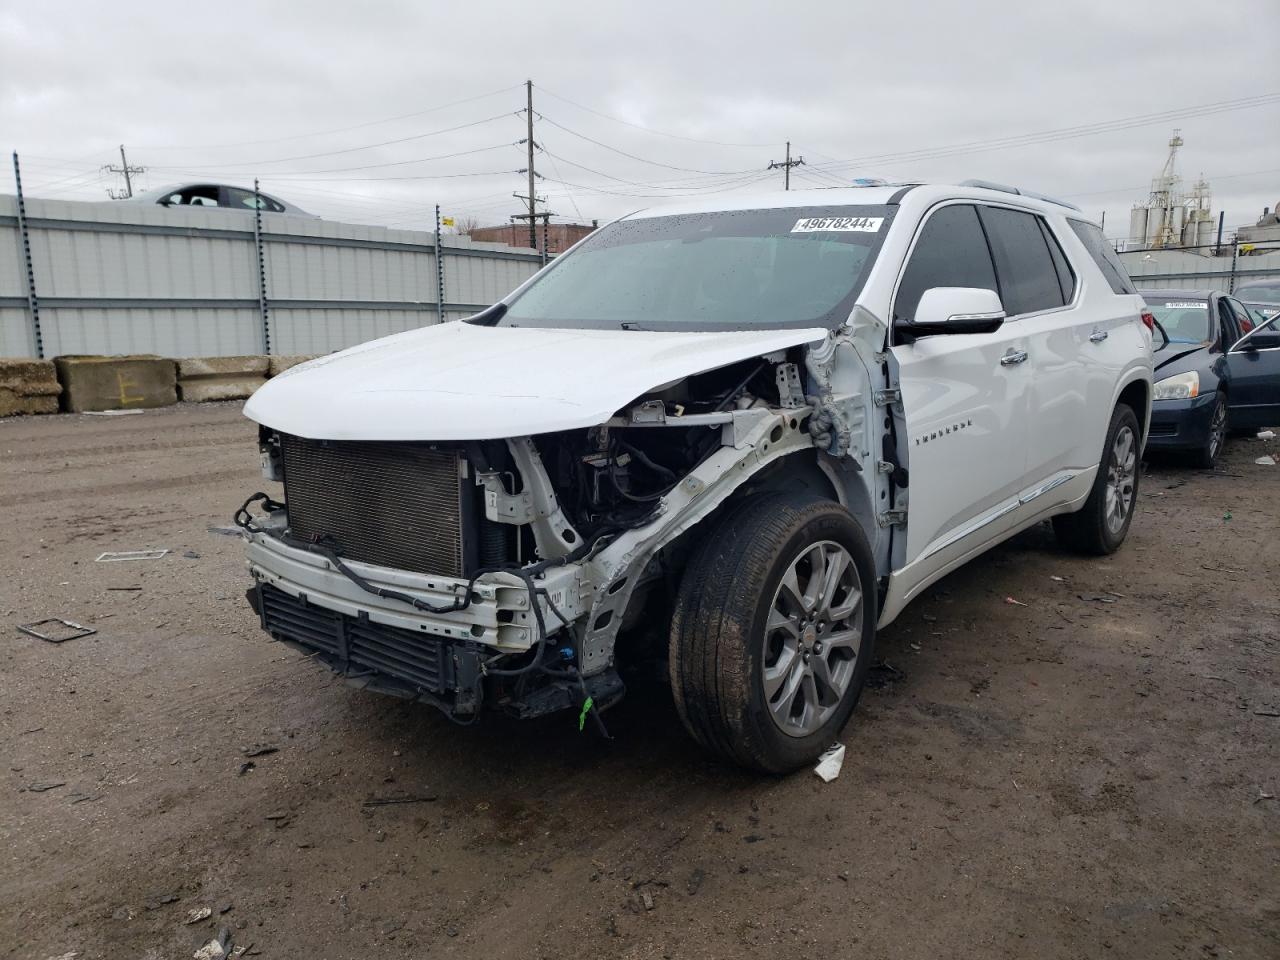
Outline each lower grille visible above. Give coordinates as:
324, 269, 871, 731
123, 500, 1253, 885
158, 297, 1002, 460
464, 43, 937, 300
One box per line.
1148, 422, 1177, 437
258, 584, 454, 695
279, 434, 472, 577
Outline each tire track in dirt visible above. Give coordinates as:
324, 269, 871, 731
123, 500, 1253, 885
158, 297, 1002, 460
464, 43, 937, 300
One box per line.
0, 468, 254, 507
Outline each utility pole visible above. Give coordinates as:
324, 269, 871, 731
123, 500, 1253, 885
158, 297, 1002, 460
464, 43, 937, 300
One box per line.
768, 141, 805, 190
526, 80, 536, 247
104, 144, 145, 199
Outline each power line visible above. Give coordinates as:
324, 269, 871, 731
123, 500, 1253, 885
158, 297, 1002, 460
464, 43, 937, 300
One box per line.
147, 113, 518, 169
537, 145, 767, 192
535, 85, 780, 148
536, 169, 777, 200
156, 142, 520, 177
805, 92, 1280, 175
535, 113, 760, 175
137, 84, 523, 151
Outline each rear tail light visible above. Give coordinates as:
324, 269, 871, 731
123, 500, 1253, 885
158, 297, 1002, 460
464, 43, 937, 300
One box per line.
1140, 310, 1155, 333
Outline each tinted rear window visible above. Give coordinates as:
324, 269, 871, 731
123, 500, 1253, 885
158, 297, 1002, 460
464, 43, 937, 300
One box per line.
978, 206, 1067, 316
1068, 220, 1137, 295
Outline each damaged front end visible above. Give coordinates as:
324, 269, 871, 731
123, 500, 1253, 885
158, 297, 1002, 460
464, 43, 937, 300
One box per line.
239, 328, 890, 726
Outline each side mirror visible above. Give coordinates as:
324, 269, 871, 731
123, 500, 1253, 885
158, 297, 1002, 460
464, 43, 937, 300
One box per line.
907, 287, 1006, 336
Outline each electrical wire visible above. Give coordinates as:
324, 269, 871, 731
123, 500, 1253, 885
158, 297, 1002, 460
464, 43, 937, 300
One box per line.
157, 142, 520, 178
536, 85, 780, 148
804, 92, 1280, 176
138, 84, 523, 150
147, 112, 519, 169
534, 113, 761, 176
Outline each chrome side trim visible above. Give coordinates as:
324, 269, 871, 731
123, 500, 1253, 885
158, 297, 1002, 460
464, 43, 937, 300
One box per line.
919, 471, 1078, 561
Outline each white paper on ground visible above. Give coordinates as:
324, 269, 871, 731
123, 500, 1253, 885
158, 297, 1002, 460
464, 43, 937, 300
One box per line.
814, 742, 846, 782
1256, 455, 1276, 466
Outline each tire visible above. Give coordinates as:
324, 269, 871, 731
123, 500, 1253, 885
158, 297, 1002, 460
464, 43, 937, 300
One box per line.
1052, 404, 1141, 555
1192, 393, 1228, 469
669, 492, 877, 774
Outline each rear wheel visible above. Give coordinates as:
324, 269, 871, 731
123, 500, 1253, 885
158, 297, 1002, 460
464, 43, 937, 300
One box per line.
1193, 393, 1228, 469
1053, 404, 1141, 555
669, 492, 877, 774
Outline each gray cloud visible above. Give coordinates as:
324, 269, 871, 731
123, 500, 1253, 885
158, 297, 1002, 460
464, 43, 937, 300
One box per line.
3, 0, 1277, 239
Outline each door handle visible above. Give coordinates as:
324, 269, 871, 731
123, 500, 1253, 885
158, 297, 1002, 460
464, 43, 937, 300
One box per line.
1090, 330, 1109, 343
1000, 350, 1029, 366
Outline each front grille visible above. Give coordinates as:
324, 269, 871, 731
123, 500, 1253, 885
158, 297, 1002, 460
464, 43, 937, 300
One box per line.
279, 434, 471, 577
258, 584, 453, 695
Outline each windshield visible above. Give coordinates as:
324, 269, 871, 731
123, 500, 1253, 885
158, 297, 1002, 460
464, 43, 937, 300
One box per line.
500, 205, 894, 331
1143, 297, 1211, 343
1238, 283, 1280, 303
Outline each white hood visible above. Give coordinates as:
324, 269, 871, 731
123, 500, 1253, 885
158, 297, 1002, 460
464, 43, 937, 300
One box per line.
244, 322, 827, 440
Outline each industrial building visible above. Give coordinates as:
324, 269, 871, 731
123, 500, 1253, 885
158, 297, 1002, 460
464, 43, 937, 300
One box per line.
1126, 130, 1220, 252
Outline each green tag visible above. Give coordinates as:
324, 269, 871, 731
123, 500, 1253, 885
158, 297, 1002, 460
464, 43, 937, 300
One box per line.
578, 696, 594, 732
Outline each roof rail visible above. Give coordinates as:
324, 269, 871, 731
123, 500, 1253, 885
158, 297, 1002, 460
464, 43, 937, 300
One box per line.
959, 178, 1081, 213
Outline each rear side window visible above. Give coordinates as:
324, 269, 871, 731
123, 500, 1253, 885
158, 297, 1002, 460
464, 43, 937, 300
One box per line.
1068, 220, 1137, 295
893, 204, 998, 323
1040, 220, 1076, 302
978, 206, 1067, 316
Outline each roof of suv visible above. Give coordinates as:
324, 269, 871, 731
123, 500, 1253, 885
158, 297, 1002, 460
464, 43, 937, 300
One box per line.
625, 182, 1092, 224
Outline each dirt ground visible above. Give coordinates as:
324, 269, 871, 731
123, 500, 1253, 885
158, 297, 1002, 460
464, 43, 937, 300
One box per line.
2, 402, 1277, 960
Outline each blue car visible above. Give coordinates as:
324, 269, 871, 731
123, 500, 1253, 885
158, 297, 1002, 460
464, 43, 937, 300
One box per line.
1142, 288, 1276, 466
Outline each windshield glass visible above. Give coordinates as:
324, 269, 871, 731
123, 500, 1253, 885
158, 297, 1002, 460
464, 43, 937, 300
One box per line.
1239, 283, 1280, 303
500, 205, 894, 331
1143, 297, 1211, 343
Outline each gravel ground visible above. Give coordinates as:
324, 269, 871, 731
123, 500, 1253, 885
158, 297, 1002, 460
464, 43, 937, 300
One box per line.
2, 402, 1277, 960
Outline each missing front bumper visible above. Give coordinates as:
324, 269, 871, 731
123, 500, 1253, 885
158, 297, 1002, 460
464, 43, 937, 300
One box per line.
250, 582, 484, 714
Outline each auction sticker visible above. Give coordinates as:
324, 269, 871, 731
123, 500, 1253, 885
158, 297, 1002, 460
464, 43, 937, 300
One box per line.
1163, 301, 1207, 309
791, 216, 884, 233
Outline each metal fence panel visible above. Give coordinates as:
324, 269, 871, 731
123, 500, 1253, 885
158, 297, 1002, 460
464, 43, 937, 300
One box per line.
0, 192, 545, 359
1118, 241, 1280, 294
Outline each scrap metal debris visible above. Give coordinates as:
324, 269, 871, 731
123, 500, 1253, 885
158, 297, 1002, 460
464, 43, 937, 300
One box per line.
96, 549, 169, 562
1005, 596, 1027, 606
27, 782, 66, 793
1256, 455, 1276, 466
185, 906, 213, 924
17, 619, 96, 643
240, 745, 278, 758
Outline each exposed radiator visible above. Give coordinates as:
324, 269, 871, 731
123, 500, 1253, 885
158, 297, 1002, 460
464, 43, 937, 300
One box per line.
279, 434, 472, 577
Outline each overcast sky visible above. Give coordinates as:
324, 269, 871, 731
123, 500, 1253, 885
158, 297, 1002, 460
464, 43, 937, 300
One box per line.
3, 0, 1277, 241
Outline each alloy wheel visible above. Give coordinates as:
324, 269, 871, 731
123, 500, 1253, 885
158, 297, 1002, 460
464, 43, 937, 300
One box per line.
762, 540, 863, 738
1104, 425, 1137, 535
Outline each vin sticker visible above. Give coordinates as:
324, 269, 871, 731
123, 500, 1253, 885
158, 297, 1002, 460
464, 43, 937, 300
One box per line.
1163, 301, 1206, 309
791, 216, 884, 233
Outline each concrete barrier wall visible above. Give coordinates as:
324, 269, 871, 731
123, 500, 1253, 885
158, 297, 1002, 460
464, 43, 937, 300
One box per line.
0, 352, 323, 416
0, 194, 546, 359
0, 358, 61, 416
53, 355, 178, 413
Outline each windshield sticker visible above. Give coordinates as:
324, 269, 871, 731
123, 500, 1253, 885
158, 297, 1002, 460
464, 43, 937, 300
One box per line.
791, 216, 884, 233
1163, 301, 1207, 309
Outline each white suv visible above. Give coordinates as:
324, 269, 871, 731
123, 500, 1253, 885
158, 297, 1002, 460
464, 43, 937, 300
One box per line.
239, 181, 1154, 773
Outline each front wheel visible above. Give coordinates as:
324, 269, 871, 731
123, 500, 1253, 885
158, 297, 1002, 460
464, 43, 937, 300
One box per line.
1052, 404, 1141, 555
669, 493, 877, 774
1193, 393, 1228, 469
